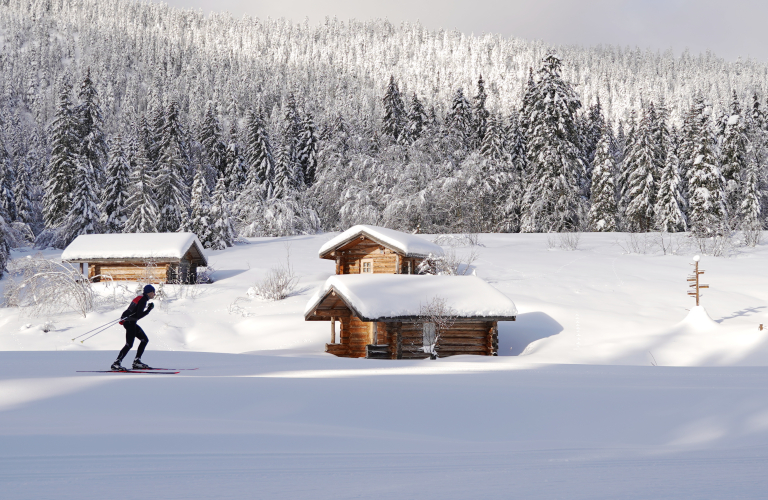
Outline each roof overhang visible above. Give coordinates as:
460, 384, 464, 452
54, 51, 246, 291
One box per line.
305, 285, 516, 323
319, 232, 408, 260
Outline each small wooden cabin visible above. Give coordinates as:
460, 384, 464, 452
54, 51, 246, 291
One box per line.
61, 233, 207, 284
305, 275, 517, 359
319, 225, 444, 275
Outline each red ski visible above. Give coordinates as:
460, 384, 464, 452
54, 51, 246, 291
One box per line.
76, 370, 179, 374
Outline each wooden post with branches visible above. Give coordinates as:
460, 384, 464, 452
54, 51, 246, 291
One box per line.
687, 255, 709, 306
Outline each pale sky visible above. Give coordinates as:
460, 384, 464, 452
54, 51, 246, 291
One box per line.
156, 0, 767, 62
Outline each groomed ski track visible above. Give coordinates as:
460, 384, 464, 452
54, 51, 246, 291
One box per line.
2, 350, 768, 500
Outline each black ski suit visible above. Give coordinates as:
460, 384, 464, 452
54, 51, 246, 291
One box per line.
116, 294, 153, 362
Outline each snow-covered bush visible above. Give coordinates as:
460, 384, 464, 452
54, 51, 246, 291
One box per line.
417, 249, 477, 276
3, 255, 94, 317
249, 247, 299, 301
249, 264, 299, 301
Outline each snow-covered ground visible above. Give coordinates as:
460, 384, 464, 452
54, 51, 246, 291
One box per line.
2, 233, 768, 499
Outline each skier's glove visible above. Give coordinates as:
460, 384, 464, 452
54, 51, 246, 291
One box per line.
147, 303, 154, 312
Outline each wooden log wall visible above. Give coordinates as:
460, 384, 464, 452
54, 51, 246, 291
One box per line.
339, 240, 400, 274
89, 263, 170, 283
328, 316, 497, 359
338, 316, 372, 358
399, 320, 496, 359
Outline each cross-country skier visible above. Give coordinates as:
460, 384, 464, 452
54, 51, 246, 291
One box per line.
111, 284, 156, 371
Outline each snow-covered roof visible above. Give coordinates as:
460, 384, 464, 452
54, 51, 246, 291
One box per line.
318, 225, 444, 259
305, 274, 517, 321
61, 233, 207, 264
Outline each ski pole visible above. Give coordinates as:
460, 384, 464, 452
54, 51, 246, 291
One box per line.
71, 318, 123, 341
79, 322, 118, 343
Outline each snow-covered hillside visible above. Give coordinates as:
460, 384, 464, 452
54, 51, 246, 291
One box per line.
2, 233, 768, 499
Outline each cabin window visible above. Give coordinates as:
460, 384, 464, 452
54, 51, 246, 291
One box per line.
422, 322, 436, 346
361, 259, 373, 274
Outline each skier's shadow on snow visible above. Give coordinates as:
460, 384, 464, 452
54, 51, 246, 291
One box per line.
498, 312, 564, 356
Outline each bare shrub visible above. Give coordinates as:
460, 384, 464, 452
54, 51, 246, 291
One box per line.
558, 232, 581, 251
617, 233, 653, 254
3, 255, 94, 317
651, 231, 691, 255
693, 232, 734, 257
227, 296, 252, 317
250, 245, 299, 301
418, 296, 457, 360
741, 226, 762, 248
546, 232, 581, 251
546, 233, 557, 249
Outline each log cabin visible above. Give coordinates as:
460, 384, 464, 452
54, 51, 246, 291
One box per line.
319, 225, 444, 275
61, 233, 207, 284
305, 274, 517, 359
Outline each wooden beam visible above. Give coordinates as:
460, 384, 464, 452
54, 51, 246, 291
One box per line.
313, 310, 351, 318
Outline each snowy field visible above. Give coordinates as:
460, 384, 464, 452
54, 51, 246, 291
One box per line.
2, 232, 768, 499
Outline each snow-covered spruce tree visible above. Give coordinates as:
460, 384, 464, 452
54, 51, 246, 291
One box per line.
123, 139, 158, 233
498, 114, 527, 233
243, 107, 274, 195
224, 121, 246, 193
154, 139, 189, 233
582, 98, 605, 168
64, 151, 102, 243
720, 91, 748, 222
677, 102, 701, 206
686, 96, 726, 237
154, 100, 190, 233
0, 154, 16, 222
188, 163, 212, 245
14, 161, 33, 225
296, 112, 318, 185
472, 75, 489, 150
100, 135, 131, 232
519, 54, 585, 232
405, 93, 428, 144
738, 149, 762, 239
446, 88, 473, 150
75, 68, 107, 184
200, 101, 227, 179
587, 131, 618, 231
382, 75, 406, 143
0, 215, 9, 277
623, 105, 659, 232
654, 148, 687, 232
272, 141, 296, 199
207, 174, 236, 250
44, 78, 78, 229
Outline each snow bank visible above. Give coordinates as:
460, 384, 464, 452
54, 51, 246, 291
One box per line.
679, 306, 719, 332
61, 233, 206, 262
319, 225, 444, 258
305, 274, 517, 320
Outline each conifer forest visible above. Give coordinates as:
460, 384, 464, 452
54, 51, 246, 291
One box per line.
1, 0, 768, 270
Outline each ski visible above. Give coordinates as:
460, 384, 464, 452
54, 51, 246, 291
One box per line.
76, 370, 179, 374
141, 367, 199, 371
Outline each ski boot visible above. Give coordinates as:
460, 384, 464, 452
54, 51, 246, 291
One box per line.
111, 360, 127, 371
132, 359, 150, 370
